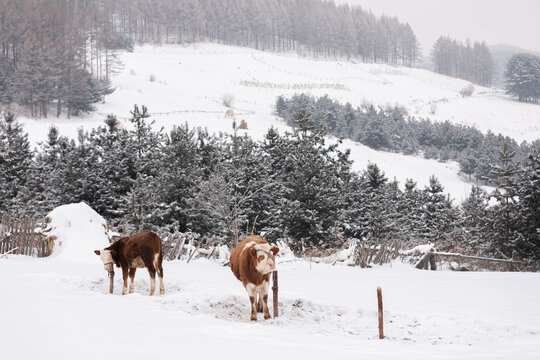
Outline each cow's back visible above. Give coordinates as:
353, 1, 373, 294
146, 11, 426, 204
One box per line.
230, 236, 267, 281
124, 231, 162, 252
110, 231, 162, 264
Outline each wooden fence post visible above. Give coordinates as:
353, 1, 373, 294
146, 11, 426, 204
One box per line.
272, 270, 278, 318
377, 287, 384, 339
108, 264, 115, 294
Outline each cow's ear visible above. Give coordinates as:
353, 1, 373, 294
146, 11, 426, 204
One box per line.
271, 246, 279, 256
250, 247, 257, 258
94, 250, 101, 255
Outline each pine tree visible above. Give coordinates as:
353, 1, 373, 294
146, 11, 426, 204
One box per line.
400, 178, 424, 241
121, 105, 163, 231
505, 53, 540, 103
422, 175, 457, 241
461, 186, 490, 253
0, 112, 33, 212
278, 111, 347, 250
87, 116, 135, 221
488, 142, 521, 256
515, 152, 540, 259
151, 124, 203, 230
30, 126, 76, 213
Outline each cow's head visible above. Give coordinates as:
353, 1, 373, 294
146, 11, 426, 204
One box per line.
94, 249, 116, 270
251, 244, 279, 274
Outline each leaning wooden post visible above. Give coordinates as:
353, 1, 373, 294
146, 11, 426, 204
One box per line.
107, 263, 115, 294
272, 270, 279, 318
377, 287, 384, 339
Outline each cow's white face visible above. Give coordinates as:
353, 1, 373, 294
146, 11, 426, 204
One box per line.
253, 244, 279, 275
94, 249, 114, 270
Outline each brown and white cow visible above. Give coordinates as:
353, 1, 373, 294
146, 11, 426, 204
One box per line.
230, 236, 279, 321
94, 231, 165, 296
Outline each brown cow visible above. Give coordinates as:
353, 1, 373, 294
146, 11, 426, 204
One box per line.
94, 231, 165, 296
230, 236, 279, 321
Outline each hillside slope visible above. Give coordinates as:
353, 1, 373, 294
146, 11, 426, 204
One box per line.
18, 43, 540, 201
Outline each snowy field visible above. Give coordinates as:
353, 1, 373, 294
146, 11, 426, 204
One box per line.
1, 203, 540, 360
16, 43, 540, 201
2, 255, 540, 359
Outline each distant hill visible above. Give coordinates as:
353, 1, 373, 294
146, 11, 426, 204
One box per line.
489, 44, 540, 89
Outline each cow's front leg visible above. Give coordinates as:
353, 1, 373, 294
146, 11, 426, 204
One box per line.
260, 280, 271, 320
128, 268, 136, 293
246, 284, 258, 321
121, 266, 129, 295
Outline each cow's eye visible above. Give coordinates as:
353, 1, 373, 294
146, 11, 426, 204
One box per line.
258, 255, 264, 261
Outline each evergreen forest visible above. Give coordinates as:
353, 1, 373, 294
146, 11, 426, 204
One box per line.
1, 108, 538, 261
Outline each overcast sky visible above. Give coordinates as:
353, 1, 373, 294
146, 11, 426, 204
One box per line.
334, 0, 540, 54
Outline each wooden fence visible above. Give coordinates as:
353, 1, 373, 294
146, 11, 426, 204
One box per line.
0, 215, 50, 257
161, 231, 229, 263
354, 239, 403, 268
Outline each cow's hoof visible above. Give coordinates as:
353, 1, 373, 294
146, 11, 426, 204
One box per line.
160, 289, 165, 295
264, 313, 271, 320
122, 290, 126, 295
250, 314, 257, 321
129, 289, 134, 294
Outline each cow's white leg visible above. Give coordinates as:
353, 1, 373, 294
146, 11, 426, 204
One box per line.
158, 275, 165, 295
121, 267, 128, 295
246, 283, 258, 321
150, 277, 156, 296
147, 265, 157, 296
257, 293, 263, 313
154, 253, 165, 295
128, 268, 136, 293
260, 280, 271, 319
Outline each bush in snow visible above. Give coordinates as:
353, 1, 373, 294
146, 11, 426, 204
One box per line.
460, 84, 475, 97
221, 93, 235, 108
238, 119, 248, 129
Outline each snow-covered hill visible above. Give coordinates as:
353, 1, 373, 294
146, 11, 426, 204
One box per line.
18, 43, 540, 201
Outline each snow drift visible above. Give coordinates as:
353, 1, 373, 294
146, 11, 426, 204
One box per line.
44, 202, 110, 262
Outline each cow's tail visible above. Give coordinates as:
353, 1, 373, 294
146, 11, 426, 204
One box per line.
155, 234, 164, 277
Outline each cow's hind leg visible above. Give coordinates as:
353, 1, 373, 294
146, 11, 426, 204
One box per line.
147, 266, 156, 296
141, 248, 157, 296
121, 266, 129, 295
128, 268, 136, 293
246, 284, 258, 321
155, 253, 165, 295
257, 294, 263, 313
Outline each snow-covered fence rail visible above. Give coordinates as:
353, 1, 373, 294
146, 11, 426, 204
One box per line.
149, 109, 255, 117
240, 80, 348, 91
402, 244, 525, 271
0, 215, 49, 257
434, 252, 524, 272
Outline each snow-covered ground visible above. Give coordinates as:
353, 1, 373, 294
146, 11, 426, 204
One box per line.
1, 203, 539, 359
2, 255, 540, 359
17, 43, 540, 200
